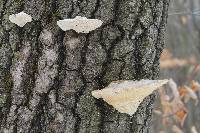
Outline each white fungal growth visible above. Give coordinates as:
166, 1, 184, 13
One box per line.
92, 79, 168, 116
9, 12, 32, 27
57, 16, 103, 33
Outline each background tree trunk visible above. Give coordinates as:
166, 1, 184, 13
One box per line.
153, 0, 200, 132
0, 0, 169, 132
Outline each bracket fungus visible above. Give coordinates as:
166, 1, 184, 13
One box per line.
57, 16, 103, 33
9, 12, 32, 27
92, 79, 169, 116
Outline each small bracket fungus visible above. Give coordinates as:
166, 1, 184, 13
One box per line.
92, 79, 168, 116
57, 16, 103, 33
9, 12, 32, 27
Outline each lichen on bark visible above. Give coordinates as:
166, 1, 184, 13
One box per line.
0, 0, 169, 132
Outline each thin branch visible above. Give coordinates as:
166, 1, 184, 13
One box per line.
169, 9, 200, 16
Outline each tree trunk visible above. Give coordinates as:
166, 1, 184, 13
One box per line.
0, 0, 169, 132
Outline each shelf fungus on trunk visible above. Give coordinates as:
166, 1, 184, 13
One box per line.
92, 79, 169, 115
9, 12, 32, 27
57, 16, 103, 33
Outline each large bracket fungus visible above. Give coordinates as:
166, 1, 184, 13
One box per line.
57, 16, 103, 33
92, 79, 169, 115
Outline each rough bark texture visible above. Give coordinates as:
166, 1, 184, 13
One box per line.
0, 0, 169, 133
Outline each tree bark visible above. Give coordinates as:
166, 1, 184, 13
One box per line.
0, 0, 169, 132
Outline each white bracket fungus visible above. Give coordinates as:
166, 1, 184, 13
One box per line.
9, 12, 32, 27
92, 79, 168, 116
57, 16, 103, 33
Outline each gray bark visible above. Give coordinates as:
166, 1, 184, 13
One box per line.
0, 0, 169, 133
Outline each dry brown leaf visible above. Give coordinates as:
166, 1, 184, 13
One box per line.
174, 109, 188, 127
191, 80, 197, 91
160, 49, 173, 60
178, 87, 187, 97
158, 79, 199, 130
158, 89, 172, 126
191, 80, 200, 91
190, 80, 200, 96
168, 80, 188, 127
160, 49, 196, 69
171, 99, 188, 127
178, 85, 198, 104
159, 85, 188, 127
184, 86, 198, 104
160, 58, 189, 69
159, 89, 171, 114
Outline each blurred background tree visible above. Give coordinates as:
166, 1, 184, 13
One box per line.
153, 0, 200, 133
